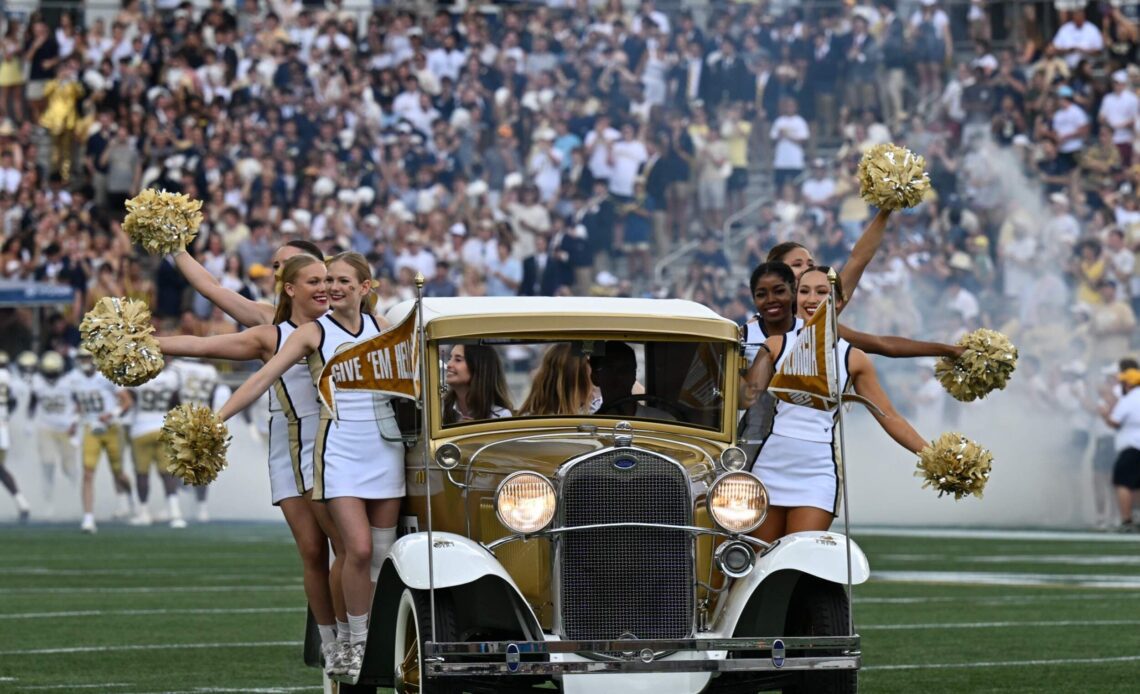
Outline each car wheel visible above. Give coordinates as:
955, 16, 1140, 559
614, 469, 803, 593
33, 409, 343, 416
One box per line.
393, 588, 459, 694
784, 576, 857, 694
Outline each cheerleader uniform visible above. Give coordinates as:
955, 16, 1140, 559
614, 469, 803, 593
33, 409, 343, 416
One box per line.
751, 329, 853, 515
741, 316, 805, 451
267, 320, 321, 504
307, 313, 405, 501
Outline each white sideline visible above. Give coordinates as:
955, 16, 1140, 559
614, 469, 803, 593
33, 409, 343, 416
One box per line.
861, 619, 1140, 630
871, 570, 1140, 589
854, 527, 1140, 543
864, 654, 1140, 671
879, 553, 1140, 566
135, 688, 320, 694
25, 684, 129, 690
858, 593, 1140, 604
0, 607, 302, 620
0, 641, 303, 655
0, 584, 301, 594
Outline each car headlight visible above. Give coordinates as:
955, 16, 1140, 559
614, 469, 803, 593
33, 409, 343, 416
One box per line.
719, 446, 748, 471
707, 471, 768, 534
495, 472, 556, 534
435, 443, 461, 470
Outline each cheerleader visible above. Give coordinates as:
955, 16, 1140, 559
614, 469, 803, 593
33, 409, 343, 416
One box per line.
167, 243, 349, 671
750, 266, 928, 542
216, 252, 403, 681
159, 253, 346, 669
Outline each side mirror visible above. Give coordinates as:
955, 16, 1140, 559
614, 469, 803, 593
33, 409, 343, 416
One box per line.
385, 398, 423, 445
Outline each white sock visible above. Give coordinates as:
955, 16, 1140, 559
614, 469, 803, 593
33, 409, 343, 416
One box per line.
317, 623, 337, 647
167, 494, 183, 519
336, 619, 350, 644
14, 492, 28, 512
347, 612, 368, 646
82, 512, 94, 525
369, 527, 396, 582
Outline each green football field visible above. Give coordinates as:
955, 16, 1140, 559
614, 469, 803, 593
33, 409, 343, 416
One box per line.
1, 524, 1138, 693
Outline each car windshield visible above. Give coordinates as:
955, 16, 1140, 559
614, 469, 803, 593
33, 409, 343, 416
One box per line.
437, 338, 726, 430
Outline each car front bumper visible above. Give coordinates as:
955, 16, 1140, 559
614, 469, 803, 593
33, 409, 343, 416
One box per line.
425, 634, 861, 676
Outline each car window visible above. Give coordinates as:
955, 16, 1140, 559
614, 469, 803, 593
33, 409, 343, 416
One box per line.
437, 339, 725, 430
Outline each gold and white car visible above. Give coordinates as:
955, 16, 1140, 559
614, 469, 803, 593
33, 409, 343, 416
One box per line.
320, 297, 868, 694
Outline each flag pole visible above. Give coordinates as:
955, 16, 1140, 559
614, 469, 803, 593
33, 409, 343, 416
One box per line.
827, 268, 855, 638
413, 273, 437, 645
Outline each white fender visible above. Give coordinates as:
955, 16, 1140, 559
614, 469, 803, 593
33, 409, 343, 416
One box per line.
713, 531, 869, 635
386, 531, 530, 593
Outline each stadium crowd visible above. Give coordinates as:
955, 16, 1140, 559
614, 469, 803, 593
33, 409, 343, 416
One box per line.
3, 0, 1140, 526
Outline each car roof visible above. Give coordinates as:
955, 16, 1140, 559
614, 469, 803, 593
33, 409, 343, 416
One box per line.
386, 297, 740, 341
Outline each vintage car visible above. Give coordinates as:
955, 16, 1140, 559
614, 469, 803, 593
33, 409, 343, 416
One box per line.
313, 297, 868, 694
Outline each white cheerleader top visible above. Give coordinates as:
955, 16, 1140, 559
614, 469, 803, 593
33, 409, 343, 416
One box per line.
307, 313, 387, 421
769, 325, 853, 444
271, 320, 321, 420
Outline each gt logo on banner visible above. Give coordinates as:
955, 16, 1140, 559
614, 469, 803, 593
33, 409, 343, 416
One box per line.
317, 306, 419, 418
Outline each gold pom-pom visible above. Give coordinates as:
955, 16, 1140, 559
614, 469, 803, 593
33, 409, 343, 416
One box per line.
122, 188, 203, 255
79, 297, 164, 386
857, 143, 931, 210
161, 404, 231, 486
916, 432, 993, 500
935, 329, 1019, 402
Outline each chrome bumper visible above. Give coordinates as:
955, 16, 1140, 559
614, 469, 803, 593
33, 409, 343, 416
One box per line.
424, 635, 860, 676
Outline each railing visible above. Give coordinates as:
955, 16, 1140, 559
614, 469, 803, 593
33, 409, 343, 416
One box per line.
652, 190, 772, 286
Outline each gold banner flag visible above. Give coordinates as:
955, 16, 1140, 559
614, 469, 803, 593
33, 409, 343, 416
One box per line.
317, 306, 419, 416
767, 292, 837, 411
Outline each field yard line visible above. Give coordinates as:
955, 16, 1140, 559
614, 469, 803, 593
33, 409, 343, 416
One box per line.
135, 687, 320, 694
857, 593, 1140, 604
871, 570, 1140, 588
24, 684, 130, 690
0, 567, 299, 579
0, 641, 303, 655
879, 553, 1140, 566
0, 584, 301, 595
0, 607, 302, 620
862, 619, 1140, 630
864, 654, 1140, 671
855, 527, 1140, 543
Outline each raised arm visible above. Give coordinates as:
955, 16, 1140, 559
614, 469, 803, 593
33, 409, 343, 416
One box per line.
172, 250, 274, 328
217, 323, 320, 421
837, 208, 892, 311
157, 324, 277, 364
850, 349, 927, 454
840, 324, 965, 359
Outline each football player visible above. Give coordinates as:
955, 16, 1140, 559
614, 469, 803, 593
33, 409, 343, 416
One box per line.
0, 352, 29, 523
28, 351, 77, 518
71, 348, 134, 534
126, 353, 185, 528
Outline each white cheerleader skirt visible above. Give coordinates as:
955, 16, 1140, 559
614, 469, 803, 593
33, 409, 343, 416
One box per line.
750, 433, 839, 515
312, 410, 406, 502
267, 412, 318, 505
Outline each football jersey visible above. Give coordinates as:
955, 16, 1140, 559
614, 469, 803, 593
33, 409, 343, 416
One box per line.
172, 359, 220, 408
31, 373, 76, 432
68, 370, 121, 427
0, 368, 10, 425
130, 368, 182, 437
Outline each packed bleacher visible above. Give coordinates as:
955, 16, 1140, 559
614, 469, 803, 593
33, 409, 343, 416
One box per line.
1, 1, 1139, 435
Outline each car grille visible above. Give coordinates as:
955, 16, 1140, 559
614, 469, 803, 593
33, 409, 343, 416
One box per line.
558, 449, 693, 642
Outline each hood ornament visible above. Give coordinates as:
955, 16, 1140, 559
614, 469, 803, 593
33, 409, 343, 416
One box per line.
614, 421, 633, 447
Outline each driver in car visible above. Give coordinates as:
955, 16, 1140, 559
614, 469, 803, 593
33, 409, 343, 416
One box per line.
589, 341, 676, 421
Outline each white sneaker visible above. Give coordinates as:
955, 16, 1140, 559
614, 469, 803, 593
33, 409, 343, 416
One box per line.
321, 641, 342, 675
169, 517, 187, 529
344, 642, 365, 681
326, 641, 350, 676
80, 517, 97, 534
130, 509, 153, 526
111, 508, 131, 521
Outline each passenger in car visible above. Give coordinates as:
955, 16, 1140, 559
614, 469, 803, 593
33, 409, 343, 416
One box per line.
443, 344, 514, 423
518, 344, 601, 416
589, 341, 677, 421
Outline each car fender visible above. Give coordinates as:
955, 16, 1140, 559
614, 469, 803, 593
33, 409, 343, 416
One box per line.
386, 531, 530, 592
712, 531, 869, 635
